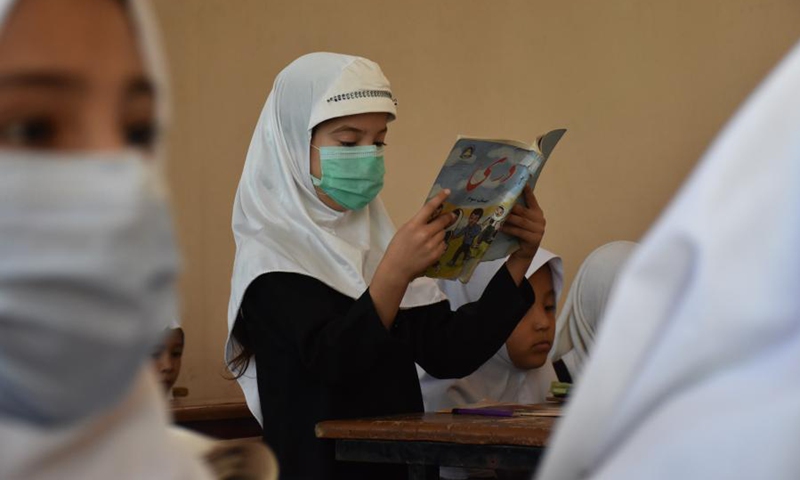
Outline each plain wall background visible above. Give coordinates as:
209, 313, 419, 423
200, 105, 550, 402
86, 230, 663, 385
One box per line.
151, 0, 800, 404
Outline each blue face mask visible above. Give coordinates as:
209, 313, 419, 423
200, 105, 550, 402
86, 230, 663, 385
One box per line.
0, 153, 178, 426
311, 145, 385, 211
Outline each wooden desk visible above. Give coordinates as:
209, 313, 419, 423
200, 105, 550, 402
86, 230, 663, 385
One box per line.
172, 401, 262, 440
316, 412, 556, 480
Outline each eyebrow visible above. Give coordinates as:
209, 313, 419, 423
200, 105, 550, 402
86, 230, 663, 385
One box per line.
0, 71, 155, 98
330, 125, 388, 135
0, 72, 87, 91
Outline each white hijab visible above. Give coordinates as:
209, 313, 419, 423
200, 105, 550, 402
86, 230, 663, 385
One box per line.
0, 1, 211, 479
418, 249, 564, 412
549, 241, 637, 381
537, 41, 800, 480
0, 371, 211, 480
226, 53, 447, 424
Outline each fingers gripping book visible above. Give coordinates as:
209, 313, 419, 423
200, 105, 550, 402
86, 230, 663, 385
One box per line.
424, 129, 566, 282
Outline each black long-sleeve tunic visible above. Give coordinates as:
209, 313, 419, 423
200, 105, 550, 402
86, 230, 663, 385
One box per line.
239, 265, 534, 479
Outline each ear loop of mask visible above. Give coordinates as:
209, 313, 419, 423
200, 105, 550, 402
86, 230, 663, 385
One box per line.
310, 144, 324, 187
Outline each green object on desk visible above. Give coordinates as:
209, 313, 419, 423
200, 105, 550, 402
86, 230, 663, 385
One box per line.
550, 381, 572, 398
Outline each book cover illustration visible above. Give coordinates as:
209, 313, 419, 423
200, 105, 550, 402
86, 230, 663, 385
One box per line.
424, 130, 565, 283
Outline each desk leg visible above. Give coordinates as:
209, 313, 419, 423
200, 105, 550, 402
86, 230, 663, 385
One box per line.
409, 465, 439, 480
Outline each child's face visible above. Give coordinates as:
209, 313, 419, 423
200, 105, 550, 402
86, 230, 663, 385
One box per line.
0, 0, 155, 152
152, 328, 184, 394
309, 112, 389, 211
468, 212, 480, 225
506, 264, 557, 369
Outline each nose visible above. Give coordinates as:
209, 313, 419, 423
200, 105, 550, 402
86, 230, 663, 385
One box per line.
79, 99, 129, 151
85, 119, 126, 150
531, 306, 551, 332
156, 352, 173, 373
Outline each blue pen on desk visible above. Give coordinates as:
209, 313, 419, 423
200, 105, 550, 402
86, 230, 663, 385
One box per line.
451, 407, 514, 417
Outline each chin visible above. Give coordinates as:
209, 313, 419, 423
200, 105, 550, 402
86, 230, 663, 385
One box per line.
510, 355, 547, 370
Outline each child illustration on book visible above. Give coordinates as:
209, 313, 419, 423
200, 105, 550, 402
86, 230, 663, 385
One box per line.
478, 205, 505, 245
447, 208, 485, 267
460, 145, 475, 159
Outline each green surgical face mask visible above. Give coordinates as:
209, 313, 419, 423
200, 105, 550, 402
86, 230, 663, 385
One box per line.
311, 145, 385, 210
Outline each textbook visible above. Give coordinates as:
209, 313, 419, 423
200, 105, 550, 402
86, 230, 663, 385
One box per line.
424, 129, 566, 282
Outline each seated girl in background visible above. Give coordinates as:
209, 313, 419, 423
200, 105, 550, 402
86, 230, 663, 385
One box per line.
419, 248, 564, 413
419, 249, 563, 480
225, 52, 547, 480
549, 241, 637, 383
152, 319, 185, 399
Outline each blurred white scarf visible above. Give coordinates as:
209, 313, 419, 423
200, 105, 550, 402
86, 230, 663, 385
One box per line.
537, 41, 800, 480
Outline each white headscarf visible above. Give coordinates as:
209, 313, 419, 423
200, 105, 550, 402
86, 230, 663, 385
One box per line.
226, 52, 447, 424
537, 41, 800, 480
549, 241, 637, 381
0, 371, 211, 480
0, 1, 211, 478
418, 249, 564, 413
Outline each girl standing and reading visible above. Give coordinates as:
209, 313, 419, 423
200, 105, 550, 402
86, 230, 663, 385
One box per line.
226, 52, 547, 479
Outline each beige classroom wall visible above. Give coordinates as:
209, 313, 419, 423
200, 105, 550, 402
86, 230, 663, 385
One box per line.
151, 0, 800, 404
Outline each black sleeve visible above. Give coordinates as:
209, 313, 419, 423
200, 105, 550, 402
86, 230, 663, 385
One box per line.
240, 272, 394, 385
553, 359, 573, 384
394, 264, 535, 379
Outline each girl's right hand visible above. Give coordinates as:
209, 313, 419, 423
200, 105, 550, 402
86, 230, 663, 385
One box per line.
383, 189, 454, 283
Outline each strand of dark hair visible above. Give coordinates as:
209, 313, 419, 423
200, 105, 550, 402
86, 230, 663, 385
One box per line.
225, 309, 253, 379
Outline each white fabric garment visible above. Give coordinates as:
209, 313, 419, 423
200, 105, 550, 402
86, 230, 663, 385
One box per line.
0, 1, 212, 478
537, 41, 800, 480
549, 241, 637, 382
0, 154, 179, 425
0, 370, 211, 480
226, 52, 447, 424
168, 427, 279, 480
418, 248, 564, 413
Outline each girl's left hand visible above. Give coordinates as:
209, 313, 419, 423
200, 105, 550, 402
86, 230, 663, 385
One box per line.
500, 185, 546, 261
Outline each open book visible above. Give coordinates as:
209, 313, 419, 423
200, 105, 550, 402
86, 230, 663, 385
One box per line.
424, 129, 566, 282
